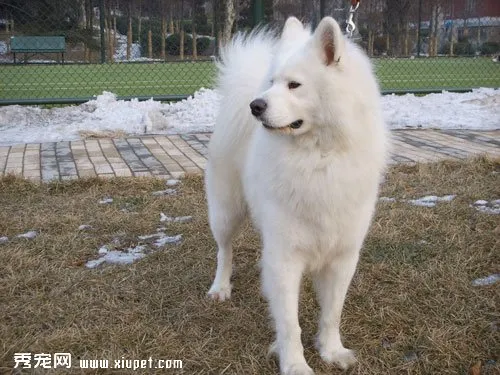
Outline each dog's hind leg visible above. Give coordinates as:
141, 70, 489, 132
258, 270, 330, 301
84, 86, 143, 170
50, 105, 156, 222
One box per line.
206, 164, 246, 301
312, 250, 360, 370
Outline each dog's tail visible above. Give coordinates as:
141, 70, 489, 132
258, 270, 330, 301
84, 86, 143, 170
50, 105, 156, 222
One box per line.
216, 29, 276, 103
208, 29, 276, 154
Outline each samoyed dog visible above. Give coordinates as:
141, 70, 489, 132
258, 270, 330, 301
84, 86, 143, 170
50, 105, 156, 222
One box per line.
205, 16, 389, 375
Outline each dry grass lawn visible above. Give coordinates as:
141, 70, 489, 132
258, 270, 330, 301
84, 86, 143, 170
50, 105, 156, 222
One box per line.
0, 158, 498, 374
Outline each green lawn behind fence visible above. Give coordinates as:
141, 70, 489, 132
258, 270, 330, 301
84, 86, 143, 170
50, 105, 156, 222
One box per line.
0, 57, 498, 103
374, 57, 499, 92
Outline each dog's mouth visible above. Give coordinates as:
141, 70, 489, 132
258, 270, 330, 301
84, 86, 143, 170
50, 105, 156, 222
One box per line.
262, 119, 304, 130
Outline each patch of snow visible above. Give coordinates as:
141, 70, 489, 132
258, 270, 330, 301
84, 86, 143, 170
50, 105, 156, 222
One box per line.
159, 88, 220, 133
16, 230, 38, 239
0, 236, 8, 244
152, 188, 177, 196
159, 213, 192, 223
85, 258, 106, 269
0, 92, 170, 146
98, 246, 109, 254
138, 233, 163, 240
113, 34, 141, 61
0, 88, 498, 146
472, 273, 500, 286
87, 230, 183, 267
153, 233, 182, 247
99, 198, 113, 204
137, 229, 183, 247
85, 245, 147, 268
406, 195, 456, 207
474, 200, 489, 205
379, 197, 396, 203
166, 179, 180, 186
384, 88, 499, 130
471, 199, 500, 214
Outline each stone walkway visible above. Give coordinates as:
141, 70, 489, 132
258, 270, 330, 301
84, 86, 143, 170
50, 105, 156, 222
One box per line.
0, 129, 498, 182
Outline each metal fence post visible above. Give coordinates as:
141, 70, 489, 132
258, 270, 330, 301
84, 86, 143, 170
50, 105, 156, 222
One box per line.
253, 0, 264, 26
417, 0, 422, 57
99, 0, 106, 63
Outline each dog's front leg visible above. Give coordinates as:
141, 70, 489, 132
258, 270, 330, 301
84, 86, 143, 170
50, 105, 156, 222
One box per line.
313, 250, 359, 370
262, 245, 314, 375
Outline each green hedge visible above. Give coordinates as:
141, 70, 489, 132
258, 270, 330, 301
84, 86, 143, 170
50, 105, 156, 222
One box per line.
480, 42, 500, 55
165, 33, 211, 56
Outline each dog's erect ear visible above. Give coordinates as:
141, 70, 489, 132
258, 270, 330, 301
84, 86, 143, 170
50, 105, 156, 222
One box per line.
313, 17, 344, 66
281, 17, 304, 41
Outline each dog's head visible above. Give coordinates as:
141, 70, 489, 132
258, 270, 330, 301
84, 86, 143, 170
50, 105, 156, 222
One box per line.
250, 17, 346, 136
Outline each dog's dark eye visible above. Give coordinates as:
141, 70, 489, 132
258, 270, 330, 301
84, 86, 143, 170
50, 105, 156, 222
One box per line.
288, 81, 301, 89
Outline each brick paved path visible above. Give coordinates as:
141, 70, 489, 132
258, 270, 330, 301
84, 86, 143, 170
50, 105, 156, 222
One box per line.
0, 130, 498, 182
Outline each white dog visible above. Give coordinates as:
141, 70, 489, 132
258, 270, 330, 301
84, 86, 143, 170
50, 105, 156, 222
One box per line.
205, 16, 389, 375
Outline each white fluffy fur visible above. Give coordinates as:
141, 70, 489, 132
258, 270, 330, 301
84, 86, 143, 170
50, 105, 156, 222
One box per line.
205, 17, 389, 375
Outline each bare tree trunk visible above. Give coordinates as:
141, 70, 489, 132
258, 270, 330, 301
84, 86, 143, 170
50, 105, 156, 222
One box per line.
448, 0, 454, 56
179, 32, 184, 59
161, 17, 166, 60
127, 8, 132, 60
222, 0, 236, 45
104, 11, 109, 59
80, 0, 86, 28
148, 29, 153, 58
169, 5, 174, 34
179, 0, 185, 60
429, 3, 437, 56
84, 0, 91, 62
368, 30, 374, 57
159, 23, 165, 60
138, 1, 142, 43
477, 18, 481, 46
110, 14, 115, 61
113, 4, 117, 58
192, 30, 197, 59
404, 23, 409, 56
105, 4, 114, 62
449, 21, 455, 56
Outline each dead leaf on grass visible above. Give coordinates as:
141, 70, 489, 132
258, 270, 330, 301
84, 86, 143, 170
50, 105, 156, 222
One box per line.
469, 361, 481, 375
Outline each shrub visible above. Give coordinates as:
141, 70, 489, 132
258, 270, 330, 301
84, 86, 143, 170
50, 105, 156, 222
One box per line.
480, 41, 500, 55
166, 33, 192, 55
454, 41, 474, 56
373, 36, 387, 56
165, 33, 211, 56
440, 41, 477, 56
196, 36, 211, 54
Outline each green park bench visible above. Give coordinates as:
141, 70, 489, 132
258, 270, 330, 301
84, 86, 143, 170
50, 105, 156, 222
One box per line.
10, 36, 66, 63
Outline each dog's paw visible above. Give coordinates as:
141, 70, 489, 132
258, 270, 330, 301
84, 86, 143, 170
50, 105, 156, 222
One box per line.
320, 347, 357, 370
207, 283, 232, 301
282, 362, 315, 375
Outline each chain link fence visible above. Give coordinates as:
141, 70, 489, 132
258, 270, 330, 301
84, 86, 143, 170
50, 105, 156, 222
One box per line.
0, 0, 499, 105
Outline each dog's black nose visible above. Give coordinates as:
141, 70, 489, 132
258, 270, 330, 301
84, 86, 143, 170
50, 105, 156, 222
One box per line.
250, 99, 267, 117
